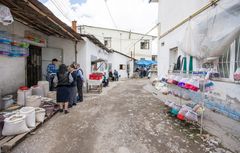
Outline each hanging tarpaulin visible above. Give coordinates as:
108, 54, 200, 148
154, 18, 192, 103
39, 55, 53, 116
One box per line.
0, 4, 14, 25
189, 56, 193, 73
136, 59, 157, 66
178, 0, 240, 59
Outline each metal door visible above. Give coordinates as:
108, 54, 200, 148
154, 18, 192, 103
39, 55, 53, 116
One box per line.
27, 45, 42, 87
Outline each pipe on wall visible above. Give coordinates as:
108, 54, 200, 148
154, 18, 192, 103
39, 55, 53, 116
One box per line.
75, 41, 77, 63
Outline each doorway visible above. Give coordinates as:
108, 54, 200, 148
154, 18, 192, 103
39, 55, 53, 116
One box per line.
27, 45, 42, 87
169, 47, 178, 72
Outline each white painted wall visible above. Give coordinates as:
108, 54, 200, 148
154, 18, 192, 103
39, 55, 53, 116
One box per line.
79, 26, 155, 60
108, 52, 134, 79
47, 36, 76, 65
0, 21, 46, 95
0, 21, 79, 95
154, 2, 240, 144
157, 0, 209, 77
77, 37, 134, 81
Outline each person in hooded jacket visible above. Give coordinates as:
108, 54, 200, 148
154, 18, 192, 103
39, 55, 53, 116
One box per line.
53, 64, 73, 114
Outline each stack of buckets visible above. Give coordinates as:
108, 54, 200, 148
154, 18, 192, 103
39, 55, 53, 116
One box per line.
37, 81, 49, 97
17, 86, 32, 106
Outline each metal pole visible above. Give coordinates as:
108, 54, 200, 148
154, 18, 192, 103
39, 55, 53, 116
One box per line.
200, 77, 205, 135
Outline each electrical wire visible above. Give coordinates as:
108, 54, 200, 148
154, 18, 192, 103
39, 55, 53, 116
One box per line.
104, 0, 118, 29
50, 0, 72, 23
124, 23, 159, 51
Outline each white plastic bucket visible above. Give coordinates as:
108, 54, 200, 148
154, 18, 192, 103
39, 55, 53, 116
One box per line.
20, 107, 36, 128
17, 89, 32, 106
26, 95, 41, 107
35, 108, 46, 123
2, 115, 30, 136
38, 81, 49, 97
31, 86, 44, 97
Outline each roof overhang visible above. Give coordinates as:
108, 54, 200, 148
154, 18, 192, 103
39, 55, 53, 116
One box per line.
149, 0, 159, 3
1, 0, 83, 41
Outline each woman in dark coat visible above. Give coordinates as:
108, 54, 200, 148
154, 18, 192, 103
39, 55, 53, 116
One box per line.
53, 64, 73, 114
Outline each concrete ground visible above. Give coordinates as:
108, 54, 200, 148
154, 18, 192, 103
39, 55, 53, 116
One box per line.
12, 79, 232, 153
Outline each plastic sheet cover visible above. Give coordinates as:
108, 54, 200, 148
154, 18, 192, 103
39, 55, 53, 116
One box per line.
0, 4, 14, 25
179, 0, 240, 59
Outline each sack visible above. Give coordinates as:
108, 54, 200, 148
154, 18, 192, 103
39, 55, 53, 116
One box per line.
20, 107, 36, 128
185, 110, 198, 122
2, 115, 29, 136
26, 95, 41, 107
47, 91, 56, 100
35, 108, 46, 123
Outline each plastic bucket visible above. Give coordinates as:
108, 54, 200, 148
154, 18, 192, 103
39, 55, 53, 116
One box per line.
38, 81, 49, 97
31, 85, 44, 97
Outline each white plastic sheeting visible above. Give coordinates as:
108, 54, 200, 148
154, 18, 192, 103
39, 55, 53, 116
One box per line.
179, 0, 240, 59
0, 4, 14, 25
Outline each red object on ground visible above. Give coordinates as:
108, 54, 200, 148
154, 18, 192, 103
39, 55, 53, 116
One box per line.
177, 113, 185, 120
19, 86, 29, 90
89, 73, 103, 80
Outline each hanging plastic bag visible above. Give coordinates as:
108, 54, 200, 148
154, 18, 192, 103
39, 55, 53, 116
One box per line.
177, 105, 192, 120
185, 110, 198, 122
179, 0, 240, 60
0, 5, 14, 25
173, 76, 182, 85
234, 68, 240, 81
170, 103, 182, 116
178, 78, 189, 88
2, 115, 29, 136
161, 86, 169, 95
184, 78, 200, 92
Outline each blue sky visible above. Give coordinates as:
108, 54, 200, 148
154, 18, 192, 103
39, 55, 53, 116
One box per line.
38, 0, 158, 34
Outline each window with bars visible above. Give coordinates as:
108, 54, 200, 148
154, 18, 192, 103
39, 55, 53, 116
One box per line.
140, 40, 150, 49
235, 36, 240, 72
104, 37, 111, 48
218, 48, 231, 78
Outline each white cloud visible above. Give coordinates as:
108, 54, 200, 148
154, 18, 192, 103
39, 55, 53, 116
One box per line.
41, 0, 158, 34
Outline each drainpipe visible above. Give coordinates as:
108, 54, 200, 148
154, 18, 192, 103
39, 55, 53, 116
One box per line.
75, 41, 77, 63
71, 20, 78, 63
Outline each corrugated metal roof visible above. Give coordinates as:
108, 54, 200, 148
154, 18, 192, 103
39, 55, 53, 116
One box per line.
1, 0, 83, 41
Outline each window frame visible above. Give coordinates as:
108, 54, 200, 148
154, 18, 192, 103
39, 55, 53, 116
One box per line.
119, 64, 126, 70
104, 37, 112, 48
140, 40, 150, 50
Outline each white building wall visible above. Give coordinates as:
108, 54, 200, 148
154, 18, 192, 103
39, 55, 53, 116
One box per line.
108, 53, 134, 79
47, 36, 76, 65
79, 26, 155, 60
154, 1, 240, 151
157, 0, 209, 77
0, 21, 79, 95
0, 21, 46, 95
